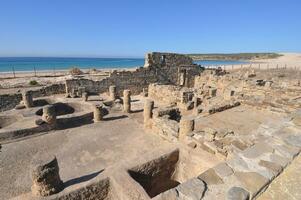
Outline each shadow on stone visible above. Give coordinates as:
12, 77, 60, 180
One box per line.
103, 115, 128, 121
64, 169, 104, 188
33, 99, 50, 107
131, 109, 144, 113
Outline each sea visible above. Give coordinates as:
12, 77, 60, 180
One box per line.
0, 57, 248, 72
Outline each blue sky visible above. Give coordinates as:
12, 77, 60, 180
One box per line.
0, 0, 300, 57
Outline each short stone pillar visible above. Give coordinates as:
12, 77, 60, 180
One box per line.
94, 104, 105, 122
78, 87, 86, 97
123, 90, 131, 113
141, 88, 148, 97
64, 82, 69, 97
70, 89, 77, 98
82, 92, 88, 101
109, 85, 117, 100
209, 88, 217, 97
22, 91, 34, 108
42, 105, 57, 126
144, 99, 154, 128
179, 118, 194, 141
193, 97, 199, 108
31, 155, 63, 196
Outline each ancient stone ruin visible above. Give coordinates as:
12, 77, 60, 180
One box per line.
0, 52, 301, 199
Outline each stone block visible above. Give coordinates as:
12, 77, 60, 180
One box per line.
176, 178, 206, 200
213, 163, 234, 178
227, 186, 250, 200
241, 142, 274, 159
258, 160, 283, 175
234, 171, 269, 198
198, 168, 223, 185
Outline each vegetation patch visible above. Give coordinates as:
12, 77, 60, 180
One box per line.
187, 53, 282, 61
29, 80, 39, 86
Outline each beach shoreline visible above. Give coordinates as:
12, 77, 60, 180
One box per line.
1, 53, 300, 91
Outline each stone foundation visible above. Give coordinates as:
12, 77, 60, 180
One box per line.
31, 155, 63, 196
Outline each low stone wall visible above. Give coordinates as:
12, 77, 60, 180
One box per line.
65, 52, 201, 97
49, 177, 111, 200
0, 84, 65, 112
148, 84, 182, 105
31, 84, 65, 98
0, 93, 22, 112
151, 107, 181, 142
148, 83, 195, 106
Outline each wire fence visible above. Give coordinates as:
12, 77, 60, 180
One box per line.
1, 63, 301, 79
0, 66, 69, 79
202, 63, 301, 71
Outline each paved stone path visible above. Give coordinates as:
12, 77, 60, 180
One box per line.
258, 153, 301, 200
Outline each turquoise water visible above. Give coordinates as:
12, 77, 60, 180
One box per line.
0, 57, 249, 72
195, 60, 248, 66
0, 57, 145, 72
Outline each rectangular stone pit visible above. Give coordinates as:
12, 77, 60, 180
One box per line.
127, 148, 218, 199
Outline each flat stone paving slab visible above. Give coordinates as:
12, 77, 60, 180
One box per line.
258, 153, 301, 200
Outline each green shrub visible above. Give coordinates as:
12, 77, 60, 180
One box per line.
29, 80, 38, 86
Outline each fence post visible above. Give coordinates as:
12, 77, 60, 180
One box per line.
53, 66, 56, 76
34, 66, 37, 77
258, 64, 260, 70
12, 66, 16, 78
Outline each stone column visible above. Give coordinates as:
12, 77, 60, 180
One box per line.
123, 90, 131, 113
144, 99, 154, 128
193, 97, 198, 108
31, 155, 63, 197
82, 92, 88, 101
209, 88, 217, 97
22, 91, 34, 108
109, 85, 117, 100
141, 88, 148, 97
42, 105, 57, 126
179, 118, 194, 141
78, 87, 86, 97
94, 104, 104, 122
64, 82, 69, 98
70, 89, 77, 98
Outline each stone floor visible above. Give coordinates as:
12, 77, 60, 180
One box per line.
258, 153, 301, 200
194, 105, 286, 136
0, 95, 221, 200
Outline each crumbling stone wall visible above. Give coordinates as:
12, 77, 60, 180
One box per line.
144, 52, 193, 68
0, 93, 22, 112
0, 84, 65, 112
148, 84, 183, 105
148, 84, 194, 105
66, 52, 201, 96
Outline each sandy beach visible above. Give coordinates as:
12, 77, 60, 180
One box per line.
0, 67, 137, 92
207, 52, 301, 70
0, 53, 300, 92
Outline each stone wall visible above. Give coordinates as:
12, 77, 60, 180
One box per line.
148, 83, 194, 105
0, 84, 65, 112
144, 52, 193, 68
66, 52, 201, 96
0, 93, 23, 112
